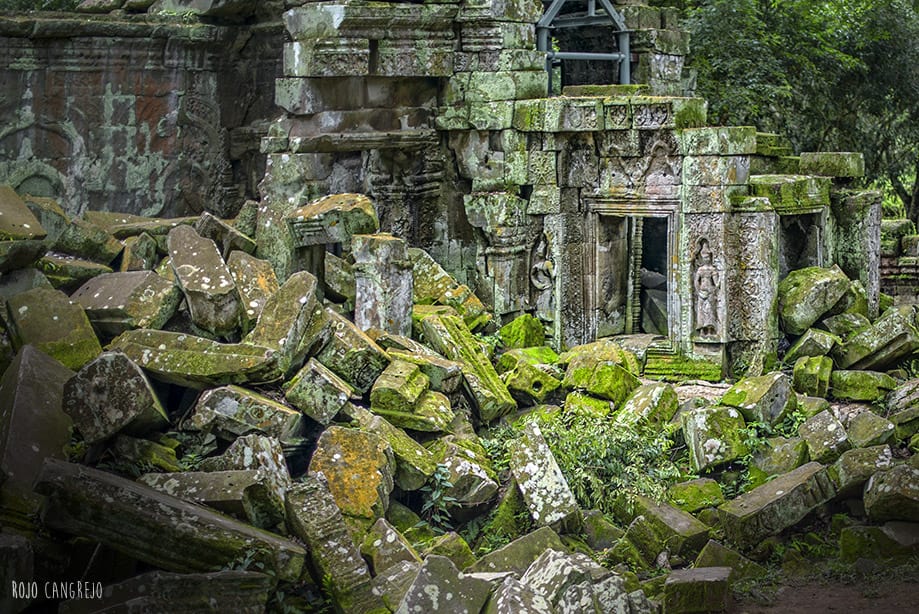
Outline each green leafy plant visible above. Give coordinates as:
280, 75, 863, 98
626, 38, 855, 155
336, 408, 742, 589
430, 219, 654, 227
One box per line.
419, 464, 457, 534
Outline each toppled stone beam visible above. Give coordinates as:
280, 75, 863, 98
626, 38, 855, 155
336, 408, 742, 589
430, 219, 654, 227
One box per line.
71, 271, 182, 337
285, 475, 385, 614
35, 459, 305, 582
189, 385, 304, 443
421, 313, 516, 422
167, 225, 242, 337
718, 462, 836, 549
109, 329, 280, 388
510, 422, 581, 532
315, 309, 390, 394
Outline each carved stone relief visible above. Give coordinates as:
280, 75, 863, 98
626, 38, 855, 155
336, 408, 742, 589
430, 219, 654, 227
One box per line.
692, 237, 720, 340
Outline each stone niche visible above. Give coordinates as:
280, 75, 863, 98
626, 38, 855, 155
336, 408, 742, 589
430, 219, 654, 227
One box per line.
0, 13, 282, 218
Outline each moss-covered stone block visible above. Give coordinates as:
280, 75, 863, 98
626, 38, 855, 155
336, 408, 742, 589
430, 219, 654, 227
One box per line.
501, 361, 562, 406
421, 532, 476, 571
370, 359, 430, 414
693, 540, 767, 581
784, 328, 840, 364
828, 444, 894, 498
798, 409, 850, 464
421, 313, 516, 422
830, 369, 897, 402
799, 152, 865, 178
316, 309, 391, 394
682, 405, 749, 473
614, 381, 679, 431
831, 305, 919, 371
721, 371, 797, 425
792, 356, 833, 398
663, 567, 731, 614
847, 411, 896, 448
677, 126, 757, 156
360, 518, 421, 576
749, 174, 831, 214
5, 287, 102, 370
839, 523, 919, 562
747, 437, 809, 489
498, 313, 545, 349
864, 463, 919, 522
668, 478, 725, 513
777, 265, 850, 335
717, 462, 836, 549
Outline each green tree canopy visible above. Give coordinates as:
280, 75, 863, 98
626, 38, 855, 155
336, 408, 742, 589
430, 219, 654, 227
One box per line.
683, 0, 919, 220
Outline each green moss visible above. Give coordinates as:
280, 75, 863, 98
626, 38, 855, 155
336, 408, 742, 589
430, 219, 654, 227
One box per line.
472, 480, 531, 556
643, 353, 723, 382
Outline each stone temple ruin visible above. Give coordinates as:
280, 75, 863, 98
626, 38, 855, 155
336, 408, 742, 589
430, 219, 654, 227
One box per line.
0, 0, 880, 379
3, 1, 919, 613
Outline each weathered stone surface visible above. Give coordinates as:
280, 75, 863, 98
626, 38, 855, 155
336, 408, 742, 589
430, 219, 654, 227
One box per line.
150, 0, 257, 17
429, 438, 498, 510
190, 385, 304, 443
226, 251, 279, 333
325, 251, 356, 308
285, 476, 384, 614
197, 434, 291, 527
370, 329, 464, 393
38, 254, 113, 291
799, 151, 865, 177
693, 540, 766, 581
63, 350, 168, 445
0, 185, 46, 241
71, 271, 182, 337
286, 193, 379, 250
628, 494, 710, 558
468, 526, 566, 575
798, 409, 850, 464
682, 405, 749, 473
422, 531, 476, 571
561, 339, 641, 405
829, 445, 894, 498
663, 567, 731, 614
498, 313, 545, 349
830, 369, 897, 402
410, 247, 490, 330
721, 372, 797, 425
168, 225, 241, 336
120, 232, 159, 272
341, 404, 436, 491
0, 346, 73, 517
308, 425, 394, 537
139, 469, 283, 530
5, 287, 102, 369
316, 309, 391, 394
57, 570, 272, 614
864, 464, 919, 522
360, 517, 421, 576
422, 313, 516, 422
614, 382, 679, 431
886, 379, 919, 440
792, 356, 832, 398
371, 359, 430, 413
500, 358, 562, 406
778, 265, 850, 335
54, 217, 123, 265
519, 549, 649, 614
372, 560, 420, 612
483, 576, 553, 614
783, 328, 840, 363
0, 239, 45, 274
831, 305, 919, 370
195, 212, 256, 260
395, 555, 493, 614
846, 410, 896, 448
0, 267, 52, 302
668, 478, 725, 513
510, 422, 581, 531
110, 329, 279, 388
822, 312, 871, 340
36, 459, 305, 581
352, 233, 413, 337
246, 271, 327, 376
839, 522, 919, 562
747, 437, 808, 488
718, 462, 836, 549
283, 358, 354, 426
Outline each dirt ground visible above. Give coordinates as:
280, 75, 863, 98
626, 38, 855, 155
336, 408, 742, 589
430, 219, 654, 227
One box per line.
731, 580, 919, 613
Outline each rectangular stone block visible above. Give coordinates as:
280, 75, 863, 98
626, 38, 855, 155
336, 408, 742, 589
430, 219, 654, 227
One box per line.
678, 126, 757, 156
681, 185, 747, 214
683, 155, 751, 187
282, 40, 369, 78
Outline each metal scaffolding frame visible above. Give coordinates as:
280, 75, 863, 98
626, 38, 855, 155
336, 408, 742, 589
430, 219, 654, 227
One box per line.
537, 0, 631, 93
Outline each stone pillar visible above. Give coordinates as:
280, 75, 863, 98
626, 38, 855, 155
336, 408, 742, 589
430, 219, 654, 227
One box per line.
352, 234, 413, 337
831, 189, 881, 319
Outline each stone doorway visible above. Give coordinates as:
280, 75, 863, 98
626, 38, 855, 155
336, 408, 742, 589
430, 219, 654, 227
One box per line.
588, 201, 679, 345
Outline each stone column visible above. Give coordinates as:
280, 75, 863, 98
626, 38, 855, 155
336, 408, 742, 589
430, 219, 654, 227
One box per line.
352, 233, 413, 337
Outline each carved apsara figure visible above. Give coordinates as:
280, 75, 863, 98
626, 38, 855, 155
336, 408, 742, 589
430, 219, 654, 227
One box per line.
693, 238, 720, 338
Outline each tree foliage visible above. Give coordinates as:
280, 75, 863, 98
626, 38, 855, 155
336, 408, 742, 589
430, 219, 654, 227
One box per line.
683, 0, 919, 221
